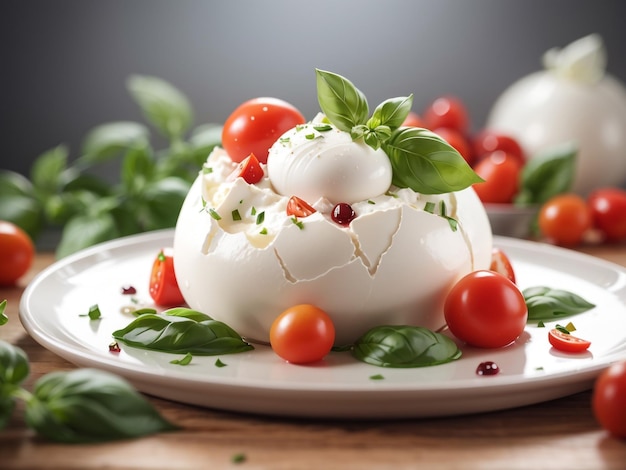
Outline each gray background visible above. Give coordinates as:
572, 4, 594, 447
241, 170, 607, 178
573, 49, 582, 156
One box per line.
2, 0, 626, 179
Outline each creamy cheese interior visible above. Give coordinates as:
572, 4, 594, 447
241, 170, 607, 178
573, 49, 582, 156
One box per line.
174, 133, 493, 345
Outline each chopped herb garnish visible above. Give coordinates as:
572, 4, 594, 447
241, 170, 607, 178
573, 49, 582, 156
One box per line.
291, 217, 304, 229
367, 200, 376, 205
424, 201, 436, 214
170, 352, 193, 366
385, 191, 398, 198
209, 208, 222, 220
259, 227, 268, 235
313, 124, 333, 132
231, 453, 246, 464
555, 324, 570, 335
535, 366, 544, 371
201, 197, 207, 208
215, 358, 227, 368
295, 124, 305, 132
370, 374, 385, 380
202, 166, 213, 174
279, 137, 290, 144
232, 209, 242, 221
537, 320, 545, 327
250, 206, 257, 216
565, 322, 576, 332
80, 304, 102, 320
305, 133, 316, 140
157, 250, 166, 262
256, 211, 265, 225
0, 299, 8, 325
446, 217, 458, 232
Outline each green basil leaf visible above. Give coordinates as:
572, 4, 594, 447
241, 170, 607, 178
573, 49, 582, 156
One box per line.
514, 142, 577, 205
112, 313, 253, 355
523, 286, 596, 322
163, 307, 213, 322
139, 177, 190, 231
352, 325, 461, 368
316, 69, 369, 132
384, 127, 483, 194
170, 352, 193, 365
127, 75, 193, 140
367, 95, 413, 130
0, 170, 34, 197
121, 146, 155, 194
0, 393, 16, 430
0, 300, 7, 326
30, 146, 69, 195
80, 121, 150, 164
0, 340, 30, 386
55, 212, 120, 258
25, 368, 177, 443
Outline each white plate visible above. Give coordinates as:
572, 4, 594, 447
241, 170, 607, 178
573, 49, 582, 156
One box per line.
19, 230, 626, 419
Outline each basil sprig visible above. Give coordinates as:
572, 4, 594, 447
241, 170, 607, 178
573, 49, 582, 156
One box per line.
523, 286, 595, 322
352, 325, 461, 368
0, 339, 176, 442
112, 308, 254, 355
315, 69, 482, 194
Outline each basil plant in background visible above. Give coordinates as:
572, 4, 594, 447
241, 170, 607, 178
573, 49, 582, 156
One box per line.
0, 76, 222, 258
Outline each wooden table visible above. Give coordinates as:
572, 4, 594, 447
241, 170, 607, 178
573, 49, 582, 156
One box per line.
1, 246, 625, 469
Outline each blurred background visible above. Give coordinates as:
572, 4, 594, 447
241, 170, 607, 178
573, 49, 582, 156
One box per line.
2, 0, 626, 178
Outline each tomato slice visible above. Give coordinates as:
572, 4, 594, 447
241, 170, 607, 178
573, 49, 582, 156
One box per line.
489, 247, 516, 284
149, 248, 185, 307
548, 328, 591, 353
286, 196, 316, 218
229, 153, 264, 184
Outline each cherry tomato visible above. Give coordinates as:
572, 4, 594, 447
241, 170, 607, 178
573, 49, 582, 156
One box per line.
593, 361, 626, 439
444, 270, 527, 348
229, 153, 264, 184
423, 96, 469, 133
270, 304, 335, 364
538, 194, 592, 246
471, 151, 522, 204
0, 220, 34, 286
490, 247, 516, 284
587, 187, 626, 242
432, 127, 473, 165
149, 248, 185, 307
472, 130, 525, 167
222, 97, 305, 164
402, 111, 425, 128
286, 196, 316, 218
548, 328, 591, 353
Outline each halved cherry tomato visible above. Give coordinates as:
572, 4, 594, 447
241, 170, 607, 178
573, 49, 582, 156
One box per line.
444, 270, 527, 349
149, 248, 185, 307
471, 151, 522, 204
402, 111, 425, 128
593, 361, 626, 438
538, 194, 592, 246
548, 328, 591, 353
432, 127, 473, 165
270, 304, 335, 364
423, 96, 469, 133
0, 220, 34, 286
222, 97, 305, 164
489, 247, 516, 284
587, 187, 626, 242
286, 196, 316, 218
229, 153, 264, 184
472, 130, 525, 167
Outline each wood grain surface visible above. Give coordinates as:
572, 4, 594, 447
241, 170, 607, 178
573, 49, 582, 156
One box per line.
1, 245, 625, 469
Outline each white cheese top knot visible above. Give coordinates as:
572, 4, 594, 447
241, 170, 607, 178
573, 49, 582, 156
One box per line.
267, 116, 392, 205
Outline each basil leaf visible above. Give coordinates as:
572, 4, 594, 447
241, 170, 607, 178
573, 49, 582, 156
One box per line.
30, 145, 69, 195
367, 95, 413, 130
140, 176, 190, 231
514, 142, 577, 205
25, 368, 177, 443
523, 286, 596, 322
112, 313, 253, 355
127, 75, 193, 140
352, 325, 461, 368
163, 307, 212, 322
0, 393, 15, 430
316, 69, 369, 132
55, 212, 120, 258
384, 127, 483, 194
0, 193, 43, 240
80, 121, 150, 164
121, 146, 155, 194
0, 340, 30, 386
0, 300, 8, 326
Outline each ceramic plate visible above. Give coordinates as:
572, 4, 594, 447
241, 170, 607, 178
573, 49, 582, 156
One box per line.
19, 230, 626, 419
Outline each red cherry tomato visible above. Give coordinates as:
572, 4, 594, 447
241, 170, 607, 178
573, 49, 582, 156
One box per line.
471, 151, 522, 204
432, 127, 473, 165
593, 361, 626, 439
270, 304, 335, 364
402, 111, 425, 128
538, 194, 592, 246
443, 270, 528, 349
222, 97, 305, 164
489, 247, 516, 284
472, 130, 525, 167
286, 196, 316, 218
149, 248, 185, 307
587, 187, 626, 242
229, 153, 264, 184
423, 96, 469, 133
0, 220, 34, 286
548, 328, 591, 353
